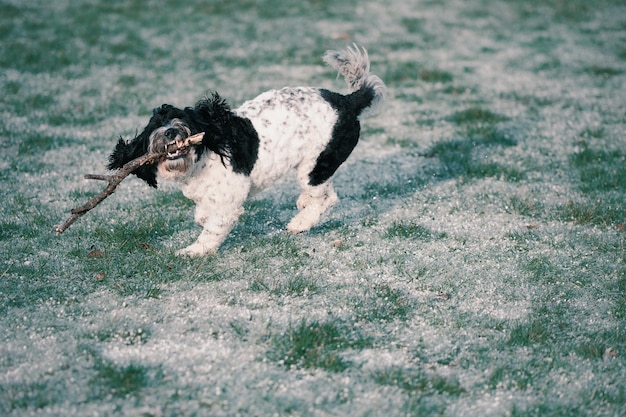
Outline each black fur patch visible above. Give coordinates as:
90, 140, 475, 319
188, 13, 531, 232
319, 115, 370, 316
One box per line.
193, 93, 259, 176
309, 87, 375, 186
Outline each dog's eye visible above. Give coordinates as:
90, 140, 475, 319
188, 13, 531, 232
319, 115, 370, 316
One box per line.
164, 128, 177, 140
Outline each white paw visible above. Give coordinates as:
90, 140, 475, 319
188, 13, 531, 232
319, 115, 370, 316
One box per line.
286, 210, 321, 234
176, 243, 217, 257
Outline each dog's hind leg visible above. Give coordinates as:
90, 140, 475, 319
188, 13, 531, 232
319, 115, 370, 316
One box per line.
287, 175, 338, 234
287, 187, 338, 233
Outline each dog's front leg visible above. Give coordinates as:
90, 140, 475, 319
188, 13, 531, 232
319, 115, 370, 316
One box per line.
177, 173, 251, 256
177, 202, 245, 256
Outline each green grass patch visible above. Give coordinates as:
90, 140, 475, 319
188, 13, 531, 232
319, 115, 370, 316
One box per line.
0, 272, 76, 314
1, 380, 60, 413
508, 0, 598, 23
0, 196, 50, 239
82, 344, 165, 400
384, 61, 421, 83
569, 143, 626, 193
385, 221, 446, 241
424, 107, 523, 181
440, 85, 473, 95
386, 137, 422, 148
268, 319, 372, 372
574, 327, 626, 360
419, 69, 453, 83
609, 268, 626, 319
426, 136, 523, 181
362, 177, 422, 199
586, 66, 622, 78
401, 17, 425, 34
507, 320, 552, 346
250, 273, 319, 296
274, 274, 319, 296
90, 327, 151, 346
487, 366, 533, 390
558, 198, 625, 226
446, 107, 509, 125
505, 229, 540, 252
373, 366, 465, 395
507, 194, 545, 217
354, 284, 414, 322
17, 134, 73, 155
522, 254, 561, 284
92, 362, 151, 398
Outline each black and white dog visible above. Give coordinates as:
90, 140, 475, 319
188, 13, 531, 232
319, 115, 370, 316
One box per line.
108, 45, 386, 256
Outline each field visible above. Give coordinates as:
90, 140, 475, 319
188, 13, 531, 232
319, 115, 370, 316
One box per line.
1, 0, 625, 416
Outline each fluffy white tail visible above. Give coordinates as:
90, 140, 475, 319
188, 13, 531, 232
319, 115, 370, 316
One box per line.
323, 44, 386, 118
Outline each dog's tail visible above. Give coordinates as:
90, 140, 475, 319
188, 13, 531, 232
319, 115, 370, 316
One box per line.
323, 44, 386, 118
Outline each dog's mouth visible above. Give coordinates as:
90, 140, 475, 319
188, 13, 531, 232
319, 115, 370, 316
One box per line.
165, 140, 190, 160
166, 149, 189, 160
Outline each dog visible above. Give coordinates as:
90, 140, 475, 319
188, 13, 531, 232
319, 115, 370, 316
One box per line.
107, 44, 386, 256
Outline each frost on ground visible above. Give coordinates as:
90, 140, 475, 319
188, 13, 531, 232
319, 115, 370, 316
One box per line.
1, 0, 625, 416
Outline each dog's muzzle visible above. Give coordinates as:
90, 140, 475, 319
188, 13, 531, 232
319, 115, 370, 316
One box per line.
149, 119, 194, 165
165, 139, 190, 160
161, 128, 190, 160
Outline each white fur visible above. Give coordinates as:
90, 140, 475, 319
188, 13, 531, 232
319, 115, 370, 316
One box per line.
170, 46, 385, 256
176, 87, 340, 256
323, 44, 386, 118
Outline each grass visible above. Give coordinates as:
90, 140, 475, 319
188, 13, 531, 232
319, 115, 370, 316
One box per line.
570, 142, 626, 193
385, 221, 447, 241
353, 284, 414, 322
1, 0, 626, 416
92, 362, 151, 398
268, 319, 372, 372
422, 107, 524, 181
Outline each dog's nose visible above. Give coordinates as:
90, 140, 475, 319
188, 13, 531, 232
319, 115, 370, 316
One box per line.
164, 128, 178, 140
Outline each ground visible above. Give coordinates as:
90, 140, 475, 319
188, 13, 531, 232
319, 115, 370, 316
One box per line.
1, 0, 625, 416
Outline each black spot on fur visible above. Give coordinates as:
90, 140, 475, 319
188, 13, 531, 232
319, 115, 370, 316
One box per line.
309, 87, 375, 186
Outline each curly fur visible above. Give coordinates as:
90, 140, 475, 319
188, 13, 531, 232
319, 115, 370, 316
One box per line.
108, 44, 386, 256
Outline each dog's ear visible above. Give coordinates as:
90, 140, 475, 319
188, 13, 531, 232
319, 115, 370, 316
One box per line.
193, 93, 231, 128
192, 92, 259, 175
106, 105, 179, 188
108, 135, 146, 170
107, 136, 158, 188
192, 92, 232, 157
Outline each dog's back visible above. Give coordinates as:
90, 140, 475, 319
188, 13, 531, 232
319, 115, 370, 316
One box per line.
236, 45, 386, 193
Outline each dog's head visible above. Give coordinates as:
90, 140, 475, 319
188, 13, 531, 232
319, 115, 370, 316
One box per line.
145, 110, 200, 182
107, 94, 234, 188
107, 104, 200, 187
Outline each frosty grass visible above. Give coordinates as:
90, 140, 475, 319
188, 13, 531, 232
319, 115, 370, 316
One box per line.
1, 0, 625, 416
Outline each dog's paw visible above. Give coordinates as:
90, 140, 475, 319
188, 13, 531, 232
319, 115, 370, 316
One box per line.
176, 243, 217, 257
287, 210, 321, 234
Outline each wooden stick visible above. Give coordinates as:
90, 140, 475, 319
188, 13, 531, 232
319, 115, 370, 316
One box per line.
55, 132, 204, 235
